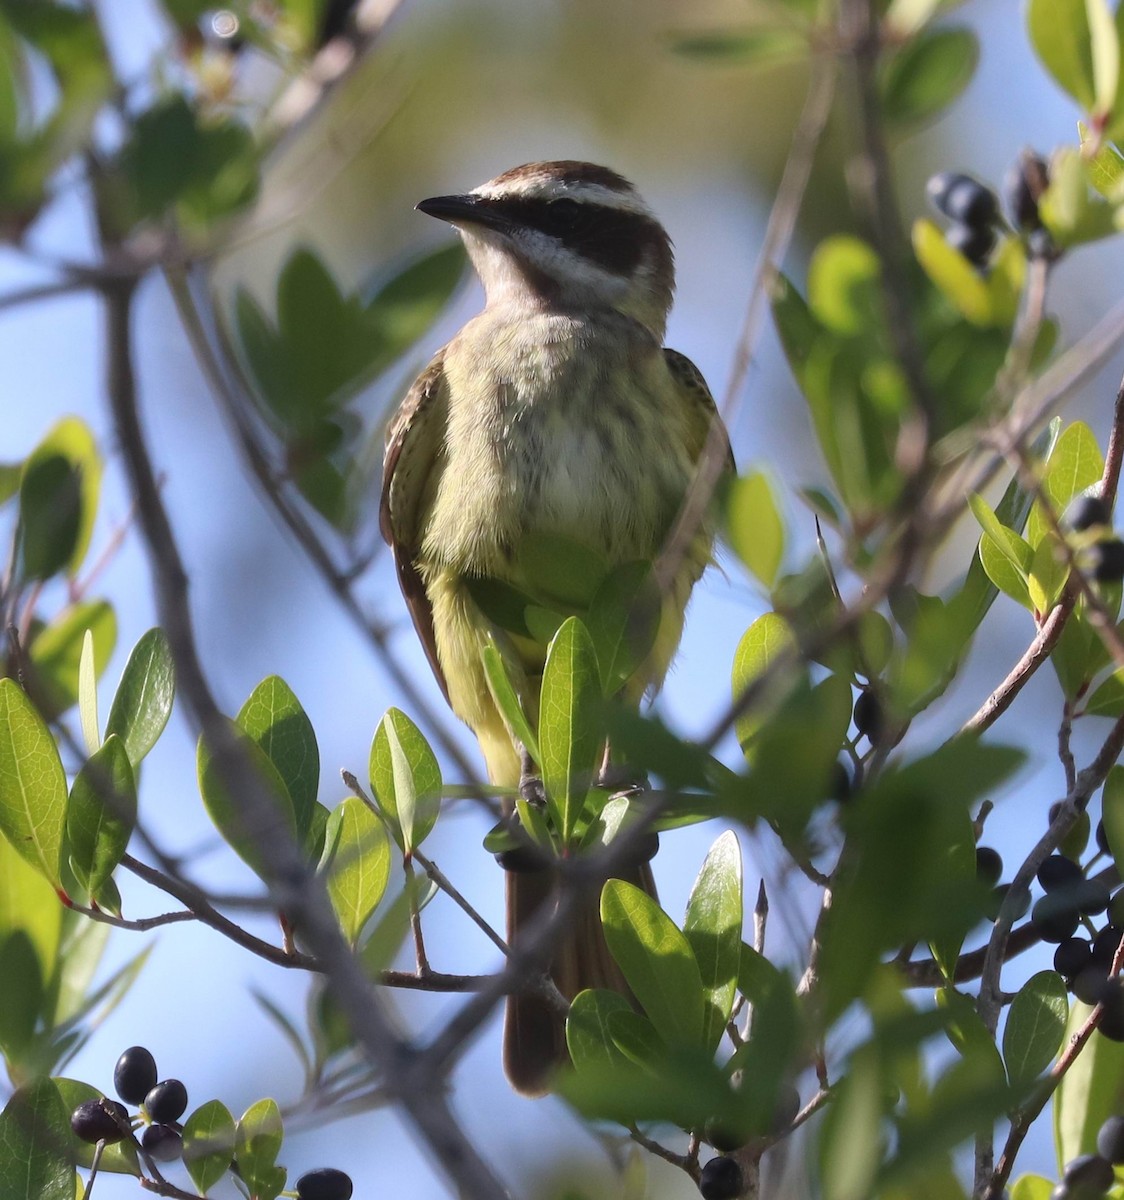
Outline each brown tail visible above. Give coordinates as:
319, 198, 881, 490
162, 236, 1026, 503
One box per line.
502, 859, 657, 1097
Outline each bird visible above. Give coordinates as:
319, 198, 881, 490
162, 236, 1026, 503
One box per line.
380, 160, 733, 1094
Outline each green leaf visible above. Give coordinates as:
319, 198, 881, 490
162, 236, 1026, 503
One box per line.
480, 639, 540, 764
1026, 421, 1105, 548
0, 931, 42, 1060
65, 735, 135, 897
1028, 535, 1068, 615
183, 1099, 236, 1195
539, 618, 603, 843
601, 879, 705, 1047
1027, 0, 1096, 109
978, 535, 1034, 610
0, 679, 67, 888
516, 532, 609, 610
17, 454, 82, 583
370, 708, 441, 856
880, 26, 978, 124
1003, 970, 1068, 1085
585, 562, 662, 695
969, 493, 1033, 572
100, 630, 172, 769
0, 833, 62, 987
669, 26, 807, 67
197, 724, 297, 880
566, 988, 632, 1073
1010, 1178, 1055, 1200
1039, 146, 1118, 247
363, 242, 467, 363
235, 1098, 285, 1200
1100, 764, 1124, 868
725, 471, 785, 587
913, 218, 996, 326
77, 630, 98, 758
731, 612, 797, 750
683, 831, 742, 1051
1088, 0, 1120, 125
52, 1080, 138, 1176
1055, 999, 1124, 1169
319, 797, 390, 945
607, 1009, 666, 1070
808, 236, 882, 336
26, 602, 116, 721
237, 676, 319, 846
0, 1079, 74, 1200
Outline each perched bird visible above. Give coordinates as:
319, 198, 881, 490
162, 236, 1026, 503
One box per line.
380, 161, 732, 1094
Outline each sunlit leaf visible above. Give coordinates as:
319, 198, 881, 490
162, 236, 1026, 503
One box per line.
183, 1099, 236, 1195
104, 628, 174, 767
370, 708, 441, 856
683, 832, 742, 1051
235, 1098, 285, 1200
319, 797, 390, 945
725, 472, 785, 588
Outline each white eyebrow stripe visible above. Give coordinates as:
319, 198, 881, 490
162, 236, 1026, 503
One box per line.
471, 176, 652, 216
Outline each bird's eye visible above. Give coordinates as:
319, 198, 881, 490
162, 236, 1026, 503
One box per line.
545, 197, 582, 232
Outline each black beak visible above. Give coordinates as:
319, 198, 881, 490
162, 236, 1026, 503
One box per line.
416, 193, 509, 231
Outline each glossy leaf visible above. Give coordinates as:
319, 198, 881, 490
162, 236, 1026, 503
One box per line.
731, 612, 796, 750
183, 1099, 236, 1195
319, 797, 390, 945
0, 1079, 73, 1200
585, 562, 662, 695
566, 988, 632, 1073
77, 630, 98, 757
607, 1009, 666, 1070
0, 931, 41, 1060
1054, 999, 1124, 1169
601, 879, 704, 1047
539, 618, 603, 843
17, 454, 82, 582
0, 679, 67, 887
1100, 764, 1124, 868
683, 832, 742, 1051
0, 833, 62, 986
197, 725, 297, 880
52, 1080, 138, 1176
235, 1098, 285, 1200
237, 676, 318, 845
25, 602, 116, 724
1027, 536, 1068, 616
480, 639, 540, 764
1027, 0, 1096, 108
725, 471, 785, 588
65, 734, 135, 897
104, 628, 174, 767
1026, 421, 1105, 548
880, 26, 978, 124
1003, 970, 1068, 1085
370, 708, 441, 855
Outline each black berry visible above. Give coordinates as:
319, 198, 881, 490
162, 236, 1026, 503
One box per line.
1054, 937, 1092, 979
976, 847, 1003, 887
771, 1082, 801, 1133
1077, 877, 1113, 916
1090, 540, 1124, 584
828, 760, 852, 804
1097, 1114, 1124, 1164
1004, 151, 1048, 230
142, 1124, 182, 1162
1062, 1152, 1114, 1192
853, 691, 883, 744
1064, 495, 1111, 534
1097, 979, 1124, 1041
1038, 855, 1083, 892
1093, 925, 1124, 969
114, 1046, 158, 1105
296, 1168, 355, 1200
927, 173, 1000, 227
699, 1155, 743, 1200
144, 1080, 188, 1124
1031, 893, 1080, 943
71, 1098, 128, 1145
946, 221, 997, 267
1072, 965, 1110, 1005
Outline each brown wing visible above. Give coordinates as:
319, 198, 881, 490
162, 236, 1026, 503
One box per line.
380, 349, 451, 701
663, 348, 735, 475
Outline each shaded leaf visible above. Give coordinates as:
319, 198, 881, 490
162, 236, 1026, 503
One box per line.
683, 832, 742, 1051
104, 628, 174, 767
1003, 970, 1068, 1085
235, 1098, 285, 1200
184, 1099, 236, 1195
586, 562, 662, 695
566, 988, 632, 1073
880, 26, 978, 124
370, 708, 441, 855
0, 1079, 73, 1200
65, 735, 135, 897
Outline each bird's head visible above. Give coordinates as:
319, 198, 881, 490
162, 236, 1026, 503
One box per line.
417, 161, 675, 339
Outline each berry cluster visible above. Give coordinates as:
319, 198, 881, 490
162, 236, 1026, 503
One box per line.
1062, 493, 1124, 585
926, 172, 1001, 268
1053, 1113, 1124, 1198
69, 1045, 353, 1200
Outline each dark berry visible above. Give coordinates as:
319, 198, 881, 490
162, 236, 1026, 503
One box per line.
988, 882, 1031, 922
1097, 979, 1124, 1041
1064, 495, 1111, 534
1093, 925, 1124, 969
71, 1098, 128, 1145
704, 1119, 747, 1153
1090, 540, 1124, 584
1038, 855, 1083, 892
142, 1124, 182, 1162
1098, 1114, 1124, 1164
976, 846, 1003, 886
144, 1080, 188, 1124
1072, 965, 1110, 1005
114, 1045, 158, 1105
828, 760, 852, 803
853, 691, 883, 744
1062, 1152, 1114, 1192
1031, 893, 1080, 943
296, 1168, 355, 1200
927, 173, 999, 227
771, 1082, 801, 1132
1004, 150, 1048, 229
946, 221, 997, 267
1078, 877, 1113, 916
1054, 937, 1092, 979
699, 1155, 743, 1200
